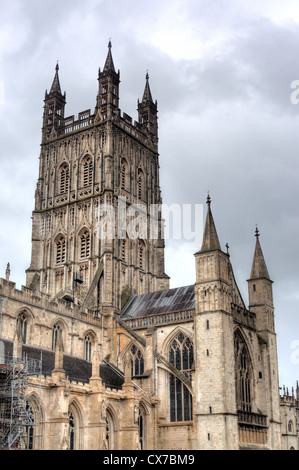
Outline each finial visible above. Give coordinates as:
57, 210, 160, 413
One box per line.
146, 69, 149, 80
206, 192, 211, 207
225, 243, 230, 255
108, 38, 112, 48
56, 61, 59, 72
255, 225, 260, 238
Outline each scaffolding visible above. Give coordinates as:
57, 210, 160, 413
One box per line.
0, 351, 42, 450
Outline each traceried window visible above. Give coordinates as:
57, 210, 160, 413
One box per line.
59, 163, 69, 194
18, 311, 28, 344
52, 323, 61, 351
83, 156, 93, 187
84, 334, 92, 361
130, 344, 144, 377
234, 330, 253, 412
56, 236, 66, 264
169, 333, 193, 422
80, 230, 90, 259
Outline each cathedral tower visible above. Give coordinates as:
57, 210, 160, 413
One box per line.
26, 43, 169, 315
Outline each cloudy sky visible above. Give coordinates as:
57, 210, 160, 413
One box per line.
0, 0, 298, 390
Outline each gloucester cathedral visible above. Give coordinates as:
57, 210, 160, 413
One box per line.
0, 42, 298, 450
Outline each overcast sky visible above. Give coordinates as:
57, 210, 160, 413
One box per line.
0, 0, 298, 391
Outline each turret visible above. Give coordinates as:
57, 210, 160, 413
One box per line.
247, 227, 274, 333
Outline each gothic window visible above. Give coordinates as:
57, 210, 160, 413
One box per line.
120, 158, 128, 190
234, 330, 253, 412
52, 323, 61, 351
59, 163, 69, 194
169, 333, 193, 422
84, 334, 92, 361
137, 168, 144, 200
138, 406, 146, 450
68, 410, 75, 450
83, 155, 93, 187
106, 410, 115, 449
68, 403, 81, 450
288, 420, 294, 433
80, 230, 90, 259
130, 344, 144, 377
56, 235, 66, 264
25, 402, 34, 449
18, 311, 28, 344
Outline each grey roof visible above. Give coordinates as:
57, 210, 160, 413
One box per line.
121, 285, 195, 320
0, 339, 123, 389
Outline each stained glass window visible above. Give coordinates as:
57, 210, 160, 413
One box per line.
169, 333, 193, 422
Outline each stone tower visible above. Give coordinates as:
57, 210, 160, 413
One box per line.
247, 228, 281, 448
193, 195, 239, 450
26, 42, 169, 314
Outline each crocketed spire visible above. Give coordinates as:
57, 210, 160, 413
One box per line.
201, 194, 221, 252
250, 227, 270, 280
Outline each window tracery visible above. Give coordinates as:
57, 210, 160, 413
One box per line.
168, 332, 193, 422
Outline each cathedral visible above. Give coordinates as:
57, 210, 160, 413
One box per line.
0, 42, 298, 451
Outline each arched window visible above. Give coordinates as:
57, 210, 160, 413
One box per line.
56, 235, 66, 264
169, 333, 193, 422
18, 311, 28, 344
68, 410, 75, 450
84, 334, 92, 361
120, 158, 128, 190
288, 420, 294, 433
138, 405, 146, 450
137, 168, 144, 199
68, 403, 81, 450
24, 397, 41, 450
106, 409, 115, 450
129, 344, 144, 377
80, 230, 90, 259
83, 156, 93, 187
59, 163, 69, 194
52, 323, 61, 351
234, 330, 253, 412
